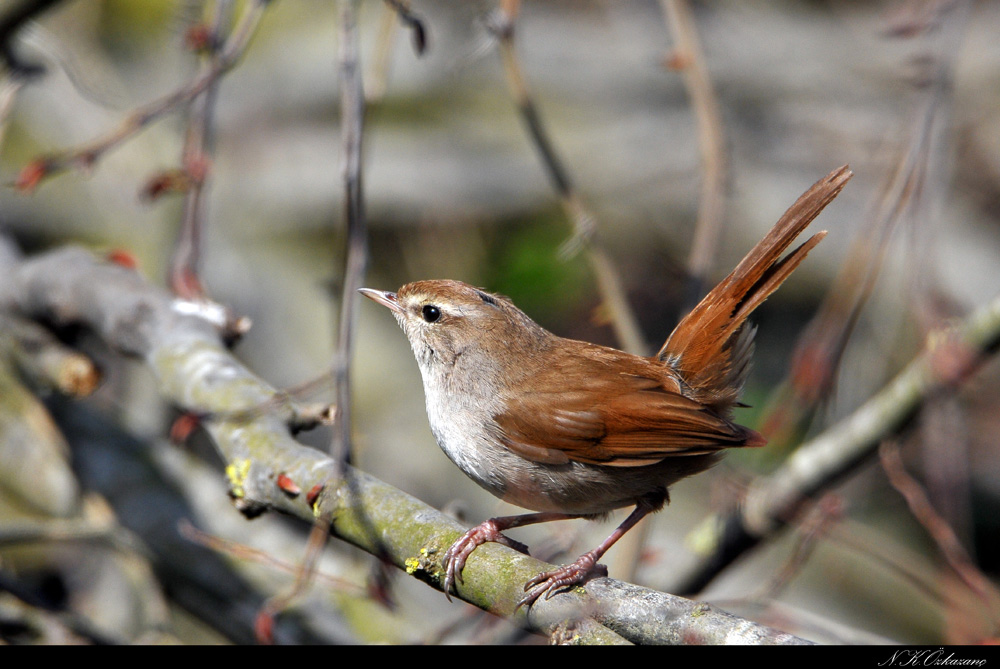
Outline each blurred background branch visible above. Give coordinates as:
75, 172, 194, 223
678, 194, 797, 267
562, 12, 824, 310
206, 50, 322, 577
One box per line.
660, 0, 729, 314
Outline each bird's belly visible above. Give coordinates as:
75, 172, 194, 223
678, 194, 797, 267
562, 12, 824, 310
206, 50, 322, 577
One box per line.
432, 419, 713, 515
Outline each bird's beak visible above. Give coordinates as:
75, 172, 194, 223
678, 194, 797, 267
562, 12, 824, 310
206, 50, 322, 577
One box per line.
359, 288, 403, 313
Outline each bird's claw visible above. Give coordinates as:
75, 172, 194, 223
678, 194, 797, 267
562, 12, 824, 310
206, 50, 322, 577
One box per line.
515, 552, 607, 611
441, 519, 529, 600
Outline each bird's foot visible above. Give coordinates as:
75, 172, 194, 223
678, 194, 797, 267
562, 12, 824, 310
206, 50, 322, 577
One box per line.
516, 551, 608, 610
442, 519, 530, 600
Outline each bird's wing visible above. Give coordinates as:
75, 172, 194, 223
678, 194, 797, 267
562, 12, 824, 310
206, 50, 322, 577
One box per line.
491, 347, 763, 468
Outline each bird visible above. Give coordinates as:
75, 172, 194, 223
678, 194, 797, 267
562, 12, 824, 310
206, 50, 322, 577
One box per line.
360, 165, 851, 608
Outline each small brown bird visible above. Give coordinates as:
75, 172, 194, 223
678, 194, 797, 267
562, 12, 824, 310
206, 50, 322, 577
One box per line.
361, 166, 851, 608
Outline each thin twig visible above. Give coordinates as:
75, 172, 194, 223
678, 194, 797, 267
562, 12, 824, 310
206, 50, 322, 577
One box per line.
331, 0, 401, 619
899, 0, 975, 558
489, 1, 646, 355
660, 0, 729, 312
254, 514, 334, 643
178, 518, 365, 596
879, 440, 1000, 616
13, 0, 270, 192
331, 0, 367, 465
914, 300, 974, 543
168, 0, 233, 300
746, 494, 843, 602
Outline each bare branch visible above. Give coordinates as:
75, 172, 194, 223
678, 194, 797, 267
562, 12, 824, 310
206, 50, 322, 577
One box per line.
168, 0, 234, 300
489, 2, 647, 355
880, 440, 1000, 614
331, 0, 368, 465
660, 0, 729, 310
12, 0, 271, 192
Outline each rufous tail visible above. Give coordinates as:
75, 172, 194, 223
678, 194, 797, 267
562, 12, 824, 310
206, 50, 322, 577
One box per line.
658, 165, 853, 411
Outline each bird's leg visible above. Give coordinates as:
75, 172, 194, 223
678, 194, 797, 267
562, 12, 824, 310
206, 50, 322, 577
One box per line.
442, 511, 579, 600
517, 499, 656, 609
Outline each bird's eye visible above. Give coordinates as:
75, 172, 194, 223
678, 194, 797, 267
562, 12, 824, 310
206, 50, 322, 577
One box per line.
421, 304, 441, 323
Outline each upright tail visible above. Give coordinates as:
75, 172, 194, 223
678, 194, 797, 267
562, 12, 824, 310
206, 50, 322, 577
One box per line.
658, 165, 853, 411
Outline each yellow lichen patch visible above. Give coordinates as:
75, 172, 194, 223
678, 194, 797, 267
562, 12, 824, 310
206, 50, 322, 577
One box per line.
225, 459, 252, 498
405, 547, 434, 575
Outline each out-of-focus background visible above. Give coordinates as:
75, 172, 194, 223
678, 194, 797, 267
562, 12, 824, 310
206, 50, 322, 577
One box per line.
1, 0, 999, 644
